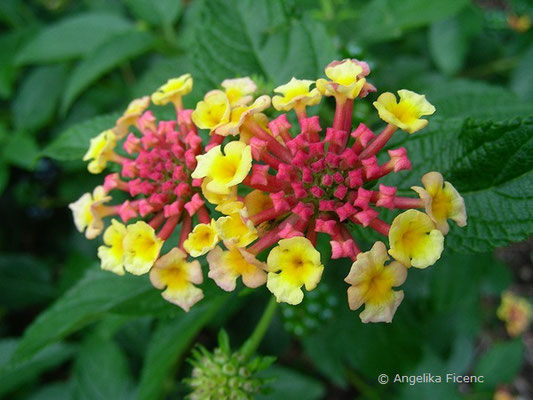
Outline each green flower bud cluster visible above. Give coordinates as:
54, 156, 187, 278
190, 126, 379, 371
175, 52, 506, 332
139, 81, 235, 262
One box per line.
280, 282, 338, 337
186, 331, 274, 400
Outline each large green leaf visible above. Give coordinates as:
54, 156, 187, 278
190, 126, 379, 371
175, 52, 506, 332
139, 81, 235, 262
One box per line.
192, 0, 336, 91
395, 350, 463, 400
15, 12, 133, 64
61, 30, 155, 113
257, 366, 325, 400
42, 113, 119, 161
428, 9, 481, 76
12, 65, 66, 131
123, 0, 183, 27
420, 79, 533, 119
0, 339, 75, 397
357, 0, 469, 43
473, 340, 524, 389
73, 336, 134, 400
382, 116, 533, 252
0, 254, 54, 310
10, 269, 161, 362
137, 295, 229, 400
2, 131, 39, 170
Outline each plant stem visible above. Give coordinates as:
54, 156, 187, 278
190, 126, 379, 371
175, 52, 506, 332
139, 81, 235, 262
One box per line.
240, 296, 278, 359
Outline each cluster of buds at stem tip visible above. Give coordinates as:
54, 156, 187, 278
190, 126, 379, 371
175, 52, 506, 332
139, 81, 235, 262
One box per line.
70, 59, 467, 323
185, 330, 274, 400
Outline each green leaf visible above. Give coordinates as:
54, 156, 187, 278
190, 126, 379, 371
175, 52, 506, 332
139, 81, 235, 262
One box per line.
12, 65, 66, 131
357, 0, 469, 43
0, 339, 75, 397
420, 79, 533, 120
257, 366, 325, 400
73, 336, 134, 400
479, 256, 512, 296
137, 295, 229, 400
42, 113, 119, 161
429, 254, 481, 336
302, 299, 423, 386
383, 116, 533, 252
26, 383, 73, 400
10, 269, 159, 362
123, 0, 182, 27
61, 30, 155, 113
473, 340, 524, 389
0, 254, 54, 310
428, 8, 481, 76
429, 19, 466, 75
395, 350, 462, 400
192, 0, 336, 91
511, 44, 533, 102
0, 0, 32, 28
0, 30, 32, 99
2, 131, 39, 170
426, 252, 510, 337
16, 12, 133, 64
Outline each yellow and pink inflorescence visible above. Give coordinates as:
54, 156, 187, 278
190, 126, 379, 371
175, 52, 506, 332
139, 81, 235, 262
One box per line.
70, 59, 467, 323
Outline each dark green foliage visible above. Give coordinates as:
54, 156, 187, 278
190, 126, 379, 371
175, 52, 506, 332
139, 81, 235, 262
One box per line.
382, 116, 533, 252
1, 0, 532, 399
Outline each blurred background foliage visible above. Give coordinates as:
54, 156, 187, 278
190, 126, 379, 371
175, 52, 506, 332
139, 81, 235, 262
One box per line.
0, 0, 532, 399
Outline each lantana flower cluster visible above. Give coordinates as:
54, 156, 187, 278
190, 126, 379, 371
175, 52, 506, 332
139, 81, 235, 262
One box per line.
70, 59, 467, 323
497, 291, 532, 337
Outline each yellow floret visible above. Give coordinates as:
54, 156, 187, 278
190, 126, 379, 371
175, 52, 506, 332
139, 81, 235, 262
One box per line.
83, 129, 117, 174
183, 220, 219, 257
215, 95, 271, 136
221, 77, 257, 107
266, 237, 324, 305
192, 141, 252, 195
272, 78, 321, 111
344, 241, 407, 323
411, 172, 467, 235
151, 73, 193, 106
150, 248, 204, 312
388, 209, 444, 269
201, 177, 238, 206
207, 245, 266, 291
316, 59, 366, 99
216, 209, 257, 248
373, 89, 435, 133
115, 96, 150, 138
122, 221, 163, 275
69, 185, 111, 239
98, 219, 127, 275
191, 90, 231, 132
